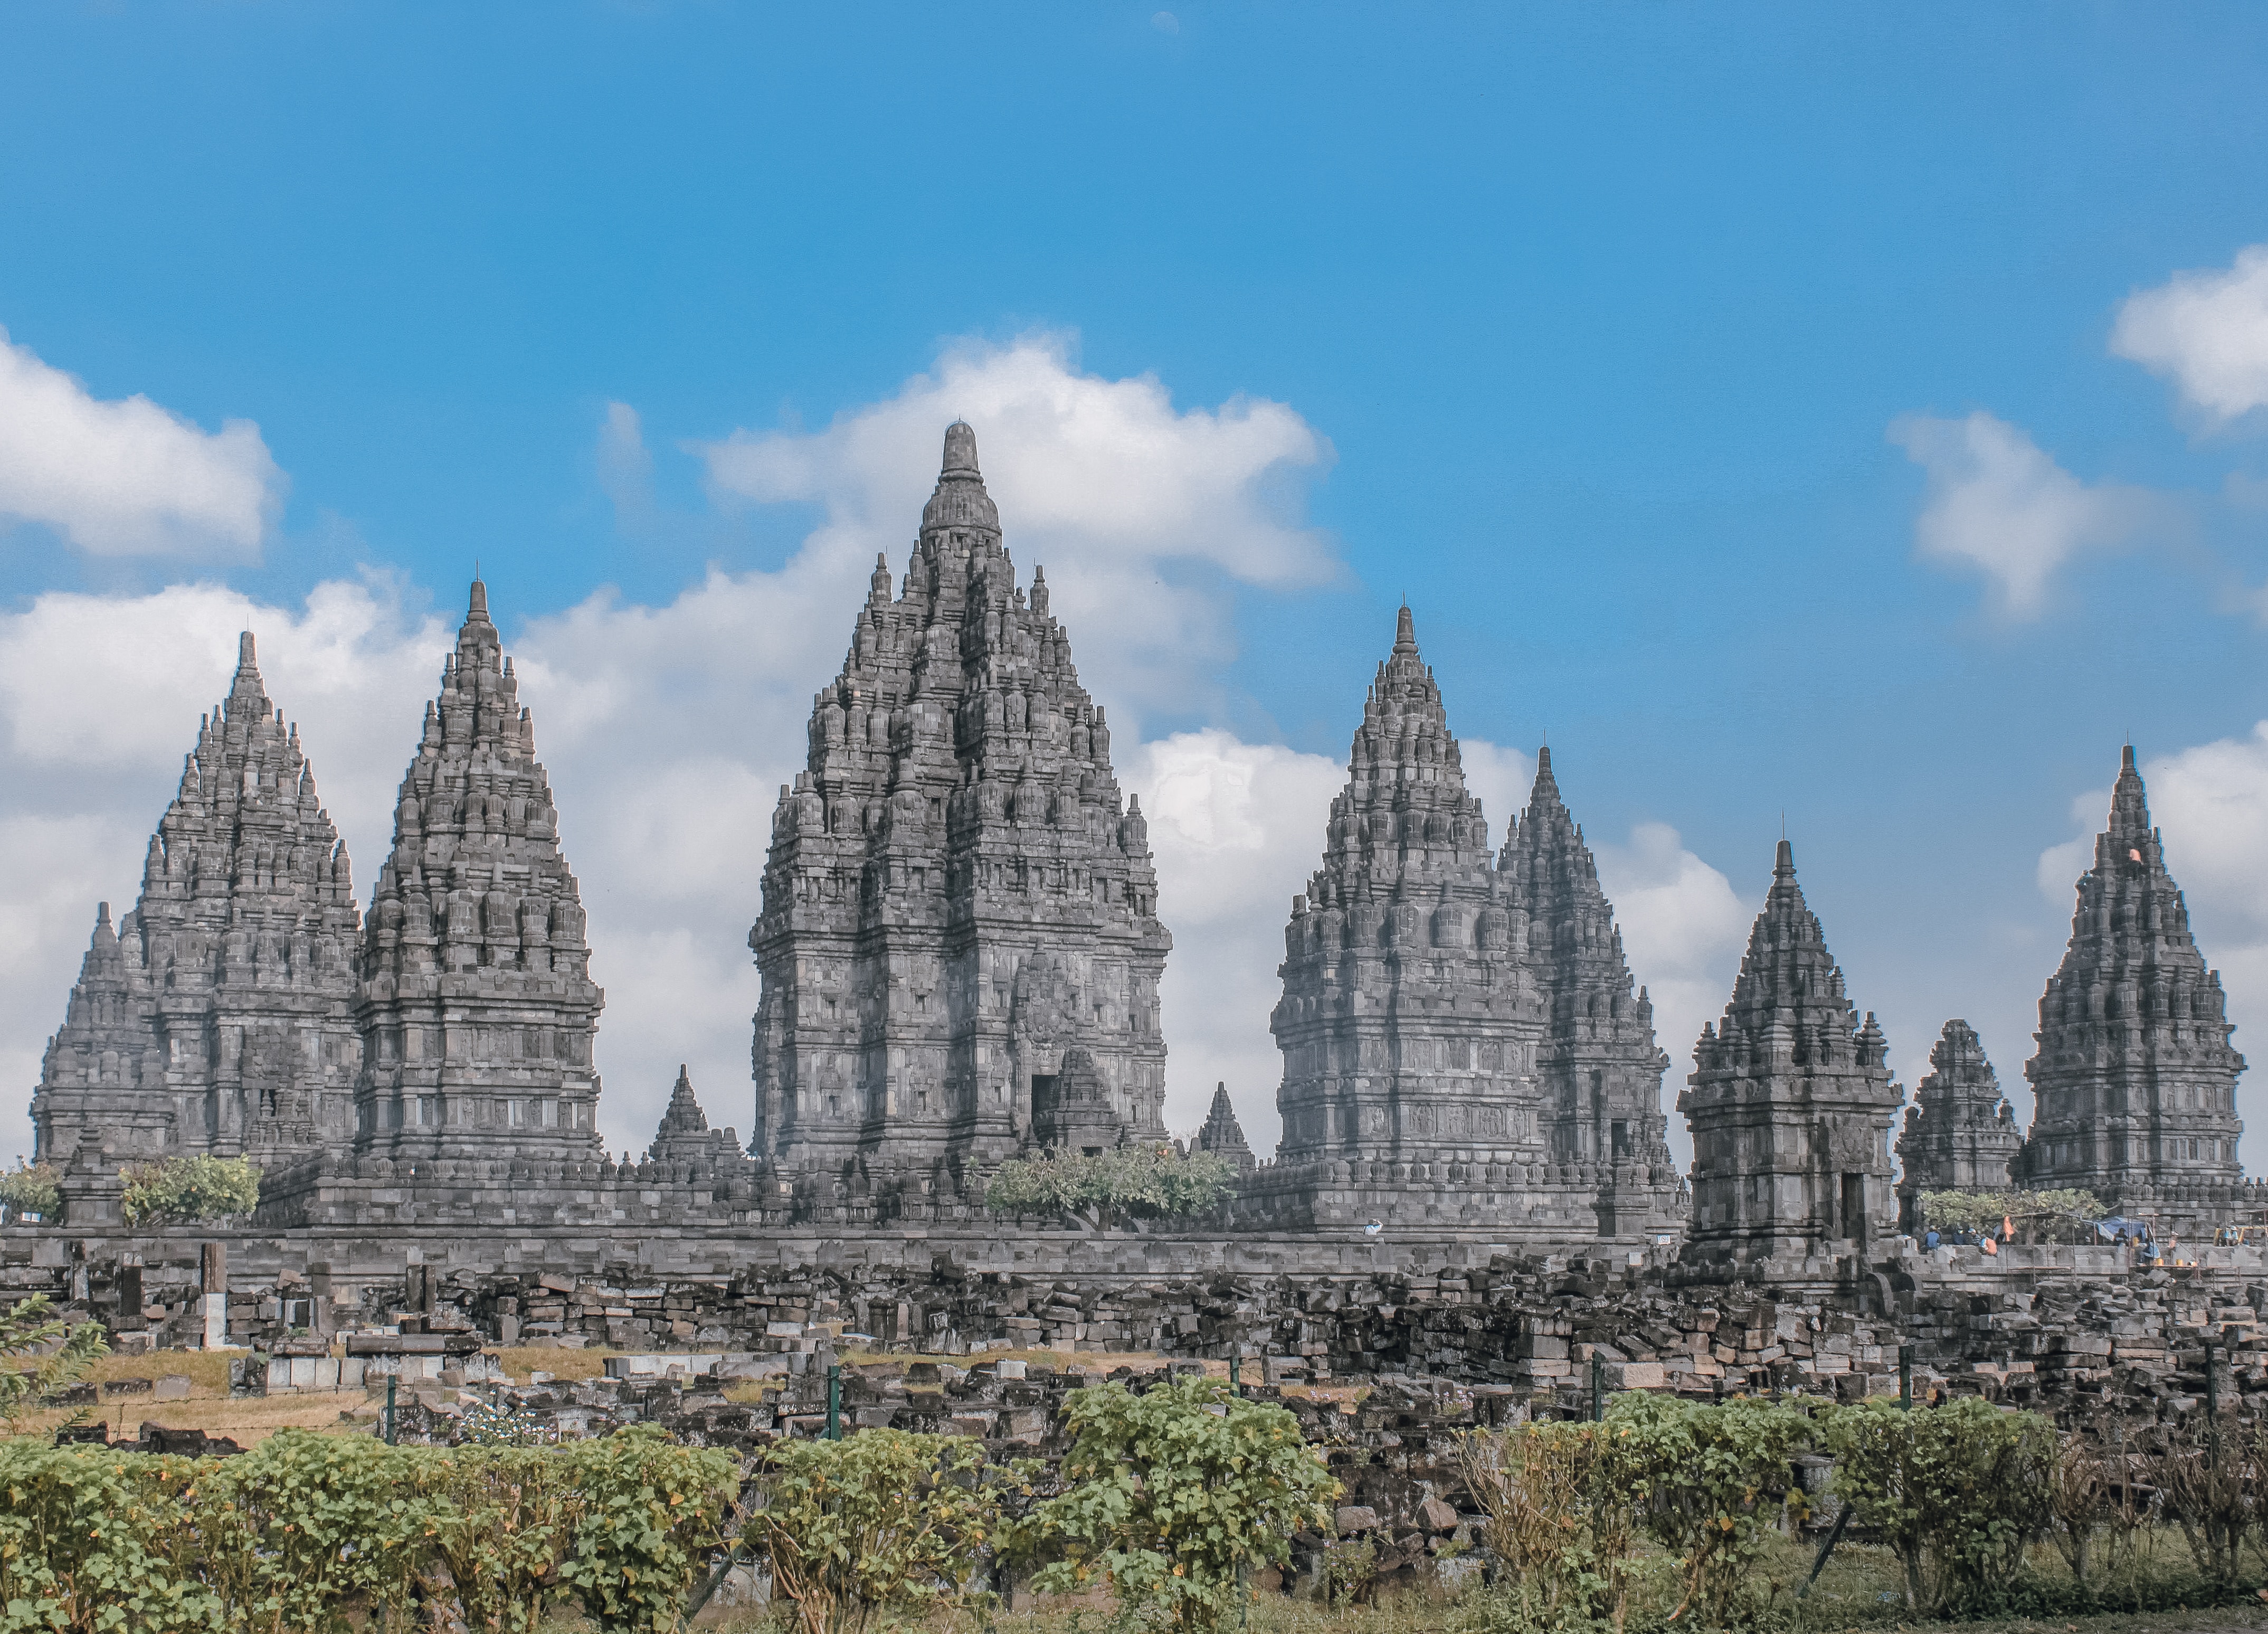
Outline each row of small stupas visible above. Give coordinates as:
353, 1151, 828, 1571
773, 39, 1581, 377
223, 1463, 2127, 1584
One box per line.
23, 424, 2250, 1266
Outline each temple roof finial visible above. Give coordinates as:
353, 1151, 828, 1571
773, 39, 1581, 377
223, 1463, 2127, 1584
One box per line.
1394, 603, 1417, 654
468, 578, 490, 624
942, 420, 981, 479
1774, 837, 1796, 880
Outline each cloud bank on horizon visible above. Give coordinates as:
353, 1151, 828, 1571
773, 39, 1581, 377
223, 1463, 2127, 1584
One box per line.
0, 329, 1755, 1161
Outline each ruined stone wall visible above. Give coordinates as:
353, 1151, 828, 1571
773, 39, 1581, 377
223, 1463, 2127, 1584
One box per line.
19, 1220, 2268, 1429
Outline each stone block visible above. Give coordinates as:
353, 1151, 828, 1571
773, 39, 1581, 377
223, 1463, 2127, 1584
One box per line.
1334, 1506, 1382, 1536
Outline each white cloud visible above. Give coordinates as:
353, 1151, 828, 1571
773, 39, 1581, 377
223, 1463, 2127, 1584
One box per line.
695, 330, 1337, 731
2037, 731, 2268, 1167
2111, 244, 2268, 422
596, 400, 654, 532
0, 325, 282, 559
1889, 410, 2163, 618
1456, 739, 1535, 852
1592, 821, 1752, 1167
1125, 729, 1346, 1149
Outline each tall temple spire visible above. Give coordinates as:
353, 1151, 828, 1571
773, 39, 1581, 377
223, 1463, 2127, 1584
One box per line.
1500, 744, 1682, 1235
31, 630, 363, 1213
1258, 612, 1680, 1240
2019, 745, 2243, 1229
351, 580, 603, 1163
751, 422, 1168, 1220
1195, 1082, 1256, 1175
1681, 840, 1902, 1273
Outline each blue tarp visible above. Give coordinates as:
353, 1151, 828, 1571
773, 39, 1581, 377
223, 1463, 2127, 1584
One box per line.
2095, 1217, 2152, 1240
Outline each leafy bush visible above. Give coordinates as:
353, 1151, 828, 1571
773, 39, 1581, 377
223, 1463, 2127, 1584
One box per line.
0, 1160, 61, 1222
199, 1432, 441, 1629
1825, 1395, 2055, 1613
0, 1293, 111, 1436
1611, 1391, 1813, 1625
0, 1427, 738, 1633
755, 1428, 1011, 1634
1021, 1374, 1339, 1633
555, 1426, 740, 1633
985, 1145, 1235, 1225
120, 1155, 263, 1226
0, 1443, 219, 1632
1917, 1186, 2104, 1235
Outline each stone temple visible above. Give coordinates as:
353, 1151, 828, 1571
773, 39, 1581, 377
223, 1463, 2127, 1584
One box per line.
30, 636, 363, 1222
2016, 747, 2244, 1233
1680, 840, 1902, 1277
1894, 1020, 2019, 1227
1245, 607, 1683, 1240
748, 423, 1171, 1223
16, 424, 2258, 1277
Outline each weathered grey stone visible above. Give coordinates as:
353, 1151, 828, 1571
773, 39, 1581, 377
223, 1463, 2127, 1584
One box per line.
1680, 840, 1901, 1274
1896, 1020, 2019, 1225
349, 580, 604, 1164
33, 634, 363, 1221
1195, 1082, 1255, 1175
1248, 610, 1682, 1240
749, 423, 1170, 1221
645, 1065, 742, 1166
2018, 747, 2245, 1234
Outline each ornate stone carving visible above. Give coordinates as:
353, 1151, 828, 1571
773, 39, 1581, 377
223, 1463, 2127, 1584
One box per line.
1680, 841, 1902, 1273
349, 581, 604, 1163
31, 635, 362, 1221
750, 424, 1170, 1220
1894, 1020, 2018, 1227
2018, 747, 2245, 1233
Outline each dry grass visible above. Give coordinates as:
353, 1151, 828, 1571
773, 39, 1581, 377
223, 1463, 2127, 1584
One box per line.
11, 1385, 374, 1447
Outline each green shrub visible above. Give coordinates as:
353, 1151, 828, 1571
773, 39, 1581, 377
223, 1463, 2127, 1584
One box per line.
1916, 1186, 2104, 1235
1611, 1391, 1814, 1625
755, 1429, 1011, 1634
0, 1161, 61, 1222
0, 1428, 737, 1633
0, 1442, 218, 1632
985, 1145, 1235, 1225
119, 1156, 262, 1226
199, 1432, 436, 1629
556, 1425, 739, 1633
1021, 1375, 1339, 1633
1825, 1394, 2055, 1614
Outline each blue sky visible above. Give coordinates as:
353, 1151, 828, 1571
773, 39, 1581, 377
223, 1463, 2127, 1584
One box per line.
5, 3, 2268, 1164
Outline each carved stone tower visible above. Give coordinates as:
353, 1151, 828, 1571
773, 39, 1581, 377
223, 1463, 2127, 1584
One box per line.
646, 1065, 741, 1166
1894, 1020, 2018, 1227
1681, 840, 1902, 1273
1195, 1082, 1256, 1175
1500, 747, 1685, 1239
351, 581, 605, 1162
31, 633, 362, 1220
750, 423, 1171, 1221
1264, 607, 1543, 1228
1256, 610, 1675, 1239
2017, 747, 2244, 1232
